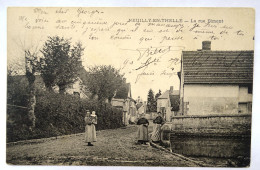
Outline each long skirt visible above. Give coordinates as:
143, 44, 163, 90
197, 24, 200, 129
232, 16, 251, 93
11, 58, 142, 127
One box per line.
85, 124, 97, 143
151, 124, 161, 142
137, 125, 149, 142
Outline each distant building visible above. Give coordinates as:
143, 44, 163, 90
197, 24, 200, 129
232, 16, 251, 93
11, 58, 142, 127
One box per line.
64, 77, 89, 99
157, 86, 180, 121
136, 96, 147, 116
179, 41, 253, 115
8, 75, 46, 92
136, 101, 146, 115
111, 83, 137, 125
10, 67, 90, 99
52, 77, 89, 99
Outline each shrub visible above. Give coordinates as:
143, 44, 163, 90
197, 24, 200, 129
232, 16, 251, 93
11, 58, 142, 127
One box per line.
7, 90, 123, 142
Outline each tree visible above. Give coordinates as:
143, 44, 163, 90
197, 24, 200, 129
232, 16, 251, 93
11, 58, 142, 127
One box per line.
155, 89, 162, 100
147, 89, 156, 112
8, 37, 41, 130
24, 50, 41, 130
86, 65, 126, 102
40, 36, 84, 93
114, 82, 129, 99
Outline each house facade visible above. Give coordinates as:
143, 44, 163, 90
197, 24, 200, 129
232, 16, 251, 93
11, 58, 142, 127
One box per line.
136, 101, 147, 115
179, 41, 253, 115
64, 77, 89, 99
111, 83, 137, 125
157, 86, 180, 121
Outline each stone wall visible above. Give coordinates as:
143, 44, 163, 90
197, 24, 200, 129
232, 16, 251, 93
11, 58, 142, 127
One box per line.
161, 114, 251, 158
170, 135, 250, 158
170, 114, 251, 134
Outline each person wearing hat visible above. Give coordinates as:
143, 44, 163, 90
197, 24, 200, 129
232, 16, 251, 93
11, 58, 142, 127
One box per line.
84, 110, 97, 146
151, 112, 165, 143
136, 113, 149, 145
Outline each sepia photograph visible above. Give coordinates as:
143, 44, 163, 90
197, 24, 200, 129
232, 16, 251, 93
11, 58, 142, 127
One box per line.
6, 7, 255, 167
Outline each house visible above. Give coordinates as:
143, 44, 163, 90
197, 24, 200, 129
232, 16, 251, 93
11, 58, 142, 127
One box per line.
52, 76, 89, 99
64, 77, 89, 99
8, 74, 46, 91
111, 83, 137, 125
52, 67, 90, 99
157, 86, 180, 121
179, 41, 253, 115
136, 101, 147, 115
10, 67, 90, 99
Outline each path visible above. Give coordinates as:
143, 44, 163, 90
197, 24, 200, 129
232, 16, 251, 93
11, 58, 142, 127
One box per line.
7, 124, 199, 166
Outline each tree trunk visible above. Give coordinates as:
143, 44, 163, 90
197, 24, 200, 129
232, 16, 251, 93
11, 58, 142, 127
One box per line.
28, 80, 36, 130
25, 52, 36, 130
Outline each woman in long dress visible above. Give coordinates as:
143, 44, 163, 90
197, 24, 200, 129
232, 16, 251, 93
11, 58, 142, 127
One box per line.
137, 113, 149, 145
85, 111, 97, 146
151, 112, 165, 143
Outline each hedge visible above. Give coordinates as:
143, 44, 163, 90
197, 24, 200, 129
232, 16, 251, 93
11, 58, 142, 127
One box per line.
7, 91, 124, 142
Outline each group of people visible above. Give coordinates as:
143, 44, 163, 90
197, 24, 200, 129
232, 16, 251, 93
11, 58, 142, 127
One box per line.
84, 111, 165, 146
137, 112, 165, 145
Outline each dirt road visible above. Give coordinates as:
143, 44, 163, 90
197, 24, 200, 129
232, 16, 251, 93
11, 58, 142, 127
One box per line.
7, 125, 198, 166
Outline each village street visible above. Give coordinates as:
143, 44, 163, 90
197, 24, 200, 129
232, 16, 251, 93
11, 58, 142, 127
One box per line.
6, 124, 199, 166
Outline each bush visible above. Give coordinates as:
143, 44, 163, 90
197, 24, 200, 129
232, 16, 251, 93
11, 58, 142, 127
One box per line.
7, 91, 123, 142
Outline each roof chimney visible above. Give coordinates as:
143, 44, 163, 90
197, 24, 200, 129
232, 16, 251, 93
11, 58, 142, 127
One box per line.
170, 86, 174, 94
202, 41, 211, 50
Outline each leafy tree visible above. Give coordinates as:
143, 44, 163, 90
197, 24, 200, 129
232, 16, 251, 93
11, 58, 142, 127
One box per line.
86, 65, 126, 102
147, 89, 156, 112
114, 82, 129, 99
40, 36, 84, 93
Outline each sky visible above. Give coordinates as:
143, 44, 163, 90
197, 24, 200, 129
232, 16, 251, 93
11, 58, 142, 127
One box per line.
7, 7, 255, 101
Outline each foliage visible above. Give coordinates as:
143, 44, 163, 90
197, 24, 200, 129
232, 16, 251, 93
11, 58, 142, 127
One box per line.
85, 65, 127, 101
114, 82, 129, 99
155, 89, 162, 100
7, 75, 30, 130
40, 36, 84, 93
7, 75, 29, 108
7, 90, 124, 142
147, 89, 157, 112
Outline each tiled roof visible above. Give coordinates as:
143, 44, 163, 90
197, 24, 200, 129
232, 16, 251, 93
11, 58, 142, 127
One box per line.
171, 90, 179, 95
158, 90, 169, 99
136, 103, 143, 110
182, 50, 254, 84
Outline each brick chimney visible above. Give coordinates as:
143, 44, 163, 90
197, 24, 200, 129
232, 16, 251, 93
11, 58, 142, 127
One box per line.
202, 41, 211, 50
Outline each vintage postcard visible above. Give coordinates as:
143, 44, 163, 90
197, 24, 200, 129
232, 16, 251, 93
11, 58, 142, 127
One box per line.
7, 7, 254, 167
